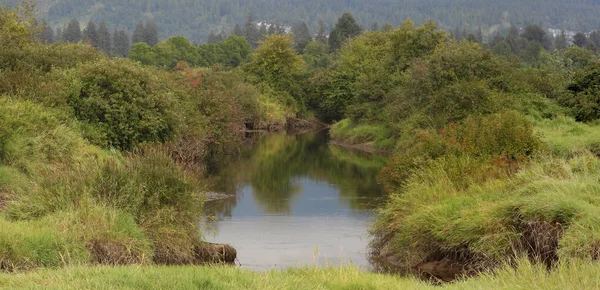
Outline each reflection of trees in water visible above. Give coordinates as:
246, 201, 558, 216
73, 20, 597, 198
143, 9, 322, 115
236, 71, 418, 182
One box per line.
210, 130, 388, 215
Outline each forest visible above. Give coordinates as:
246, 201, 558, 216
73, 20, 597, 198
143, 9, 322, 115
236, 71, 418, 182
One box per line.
6, 0, 600, 42
2, 0, 600, 288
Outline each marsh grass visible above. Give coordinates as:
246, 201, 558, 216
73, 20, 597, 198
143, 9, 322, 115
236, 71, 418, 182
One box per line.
1, 259, 600, 289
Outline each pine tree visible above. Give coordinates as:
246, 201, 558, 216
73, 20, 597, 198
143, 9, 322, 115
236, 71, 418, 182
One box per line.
555, 30, 568, 50
208, 31, 224, 43
370, 22, 379, 31
64, 18, 82, 43
83, 20, 98, 47
233, 24, 244, 36
573, 32, 588, 48
244, 13, 259, 47
328, 13, 361, 51
97, 21, 111, 54
144, 21, 159, 46
132, 21, 145, 44
38, 19, 54, 44
292, 21, 311, 53
55, 27, 62, 42
315, 19, 327, 44
113, 29, 131, 57
259, 22, 268, 41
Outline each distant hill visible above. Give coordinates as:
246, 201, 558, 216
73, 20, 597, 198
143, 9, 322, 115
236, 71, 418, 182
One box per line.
8, 0, 600, 42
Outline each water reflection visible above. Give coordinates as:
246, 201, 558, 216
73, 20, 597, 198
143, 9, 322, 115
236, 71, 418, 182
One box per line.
204, 130, 387, 269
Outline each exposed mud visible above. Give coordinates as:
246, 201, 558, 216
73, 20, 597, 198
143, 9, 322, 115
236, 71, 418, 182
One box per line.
193, 242, 237, 265
370, 219, 566, 283
87, 239, 145, 265
519, 221, 563, 268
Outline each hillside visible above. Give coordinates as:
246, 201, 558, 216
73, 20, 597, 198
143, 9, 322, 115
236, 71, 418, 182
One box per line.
8, 0, 600, 42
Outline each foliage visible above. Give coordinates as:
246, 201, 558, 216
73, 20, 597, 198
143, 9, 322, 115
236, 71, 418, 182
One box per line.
67, 58, 179, 151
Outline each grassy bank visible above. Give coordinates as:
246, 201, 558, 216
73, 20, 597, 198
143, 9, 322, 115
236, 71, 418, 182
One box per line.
1, 260, 600, 289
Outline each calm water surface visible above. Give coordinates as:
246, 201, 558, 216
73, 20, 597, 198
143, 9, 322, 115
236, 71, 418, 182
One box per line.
204, 131, 387, 270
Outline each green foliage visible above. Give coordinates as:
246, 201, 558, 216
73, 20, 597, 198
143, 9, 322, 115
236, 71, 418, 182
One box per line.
328, 12, 362, 51
379, 111, 542, 192
330, 119, 394, 150
566, 63, 600, 122
67, 58, 179, 151
245, 34, 304, 92
372, 153, 600, 274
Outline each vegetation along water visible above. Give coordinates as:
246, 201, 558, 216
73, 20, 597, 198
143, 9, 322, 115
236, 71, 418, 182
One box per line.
2, 0, 600, 288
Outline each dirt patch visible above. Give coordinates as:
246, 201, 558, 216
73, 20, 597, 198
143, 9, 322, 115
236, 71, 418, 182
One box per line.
193, 242, 237, 265
519, 221, 563, 268
86, 239, 144, 265
0, 193, 6, 210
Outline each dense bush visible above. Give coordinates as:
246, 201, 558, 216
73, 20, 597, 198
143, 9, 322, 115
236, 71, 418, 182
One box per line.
379, 111, 542, 192
67, 59, 179, 151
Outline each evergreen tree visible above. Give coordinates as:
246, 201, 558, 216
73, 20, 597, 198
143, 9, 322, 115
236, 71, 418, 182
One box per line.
292, 21, 312, 53
113, 29, 131, 57
132, 21, 145, 44
573, 32, 588, 47
555, 30, 568, 50
589, 31, 600, 50
55, 27, 62, 42
97, 21, 111, 54
144, 21, 159, 46
208, 31, 224, 43
315, 19, 327, 44
38, 19, 54, 44
83, 20, 98, 47
233, 24, 244, 36
63, 18, 82, 43
259, 22, 268, 41
381, 23, 393, 32
328, 12, 362, 51
370, 22, 380, 31
267, 23, 276, 35
244, 14, 259, 47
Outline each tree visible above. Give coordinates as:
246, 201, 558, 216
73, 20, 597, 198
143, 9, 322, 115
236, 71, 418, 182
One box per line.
555, 30, 568, 50
573, 32, 588, 48
244, 14, 259, 47
144, 21, 159, 46
329, 12, 362, 51
521, 24, 550, 49
63, 18, 81, 43
83, 20, 98, 47
258, 22, 268, 41
245, 34, 304, 93
113, 29, 131, 57
292, 21, 312, 53
97, 21, 111, 54
37, 19, 54, 44
207, 31, 224, 43
132, 21, 145, 44
129, 42, 157, 65
315, 19, 327, 44
233, 24, 244, 36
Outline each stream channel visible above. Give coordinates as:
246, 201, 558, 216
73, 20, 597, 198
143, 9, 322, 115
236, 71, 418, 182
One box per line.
203, 130, 387, 270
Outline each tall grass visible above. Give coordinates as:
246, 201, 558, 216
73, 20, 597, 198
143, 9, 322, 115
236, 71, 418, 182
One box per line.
1, 260, 600, 289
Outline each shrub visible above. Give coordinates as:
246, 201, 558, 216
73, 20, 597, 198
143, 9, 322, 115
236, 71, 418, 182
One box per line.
379, 111, 542, 192
67, 58, 179, 151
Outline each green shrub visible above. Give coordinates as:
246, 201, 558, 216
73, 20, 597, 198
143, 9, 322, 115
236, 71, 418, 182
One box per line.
67, 58, 179, 151
379, 111, 542, 192
330, 119, 395, 150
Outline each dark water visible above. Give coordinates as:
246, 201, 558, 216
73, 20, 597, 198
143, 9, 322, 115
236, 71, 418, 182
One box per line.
203, 130, 387, 270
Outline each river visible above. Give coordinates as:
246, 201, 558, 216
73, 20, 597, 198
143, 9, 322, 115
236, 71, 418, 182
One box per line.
203, 130, 387, 270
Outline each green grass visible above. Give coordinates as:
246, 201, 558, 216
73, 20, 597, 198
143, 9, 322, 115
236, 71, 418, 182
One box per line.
0, 260, 599, 289
330, 119, 394, 150
372, 152, 600, 273
535, 115, 600, 156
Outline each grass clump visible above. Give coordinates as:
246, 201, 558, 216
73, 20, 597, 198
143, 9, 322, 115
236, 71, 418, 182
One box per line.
330, 119, 395, 150
534, 115, 600, 156
371, 152, 600, 279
